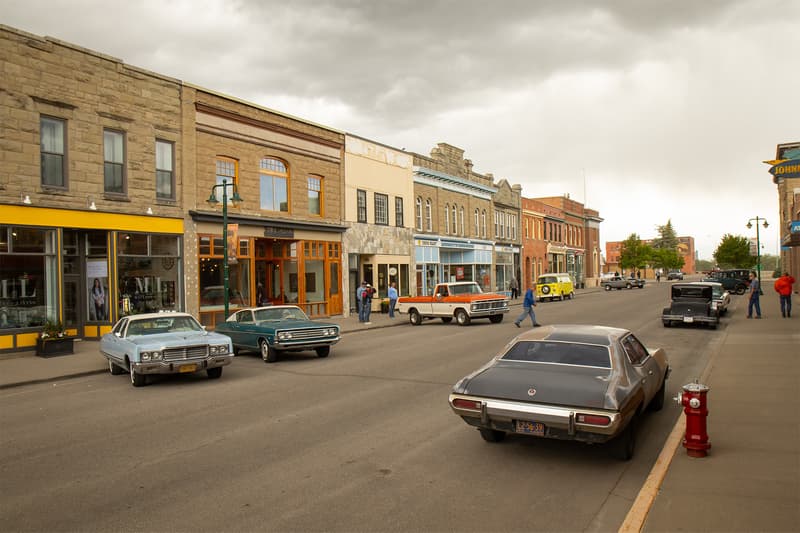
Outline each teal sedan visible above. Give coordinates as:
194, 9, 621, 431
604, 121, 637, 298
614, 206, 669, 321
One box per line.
215, 305, 340, 363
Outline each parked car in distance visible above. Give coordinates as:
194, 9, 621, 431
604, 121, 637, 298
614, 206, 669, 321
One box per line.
449, 324, 669, 460
601, 275, 645, 290
214, 305, 340, 363
688, 281, 730, 317
535, 273, 575, 301
666, 270, 684, 280
661, 283, 720, 328
100, 312, 234, 387
701, 269, 751, 295
395, 281, 508, 326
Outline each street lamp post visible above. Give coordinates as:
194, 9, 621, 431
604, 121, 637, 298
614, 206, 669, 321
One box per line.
206, 179, 243, 319
746, 216, 769, 285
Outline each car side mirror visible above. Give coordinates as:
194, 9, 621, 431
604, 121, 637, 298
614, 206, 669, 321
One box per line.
114, 331, 121, 338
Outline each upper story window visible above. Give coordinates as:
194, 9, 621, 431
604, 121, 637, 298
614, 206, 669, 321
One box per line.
452, 205, 457, 235
215, 158, 238, 204
459, 207, 464, 236
425, 199, 432, 231
104, 129, 125, 195
474, 209, 479, 237
395, 197, 404, 227
259, 158, 288, 212
155, 140, 175, 200
374, 193, 389, 225
415, 197, 423, 230
481, 210, 487, 238
40, 116, 66, 188
357, 189, 367, 223
444, 204, 450, 234
308, 175, 322, 215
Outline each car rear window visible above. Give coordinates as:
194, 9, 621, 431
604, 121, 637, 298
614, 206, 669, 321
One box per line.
501, 341, 611, 368
539, 276, 557, 284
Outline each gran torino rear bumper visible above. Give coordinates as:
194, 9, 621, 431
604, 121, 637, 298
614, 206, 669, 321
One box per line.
449, 393, 623, 443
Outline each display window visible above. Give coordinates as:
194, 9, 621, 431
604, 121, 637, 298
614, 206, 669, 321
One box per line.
117, 232, 182, 317
198, 235, 251, 327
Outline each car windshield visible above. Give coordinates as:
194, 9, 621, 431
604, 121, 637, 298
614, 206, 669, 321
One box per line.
126, 316, 202, 336
254, 307, 309, 321
501, 341, 611, 368
449, 283, 483, 295
539, 277, 557, 284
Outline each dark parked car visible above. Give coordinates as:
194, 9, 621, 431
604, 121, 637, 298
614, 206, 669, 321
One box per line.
448, 324, 670, 460
701, 269, 750, 295
666, 270, 684, 280
662, 283, 720, 328
688, 281, 730, 316
214, 305, 340, 362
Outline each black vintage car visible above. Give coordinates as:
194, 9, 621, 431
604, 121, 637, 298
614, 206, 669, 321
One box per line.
701, 269, 751, 295
662, 283, 720, 329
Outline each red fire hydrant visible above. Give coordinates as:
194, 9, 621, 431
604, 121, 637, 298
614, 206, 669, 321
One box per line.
675, 382, 711, 457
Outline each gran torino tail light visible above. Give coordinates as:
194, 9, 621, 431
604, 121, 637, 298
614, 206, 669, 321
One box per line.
452, 398, 482, 411
576, 413, 611, 426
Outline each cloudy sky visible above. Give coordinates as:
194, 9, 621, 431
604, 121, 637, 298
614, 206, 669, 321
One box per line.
4, 0, 798, 260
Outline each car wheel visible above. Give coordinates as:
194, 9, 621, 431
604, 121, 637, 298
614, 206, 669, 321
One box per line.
650, 377, 666, 411
233, 345, 241, 356
109, 359, 124, 375
206, 367, 223, 379
489, 314, 503, 323
611, 413, 638, 460
260, 339, 278, 363
735, 285, 746, 295
409, 309, 422, 326
129, 365, 147, 387
315, 346, 330, 358
441, 317, 453, 324
455, 309, 471, 326
605, 285, 611, 291
663, 320, 671, 328
541, 286, 550, 295
479, 428, 506, 443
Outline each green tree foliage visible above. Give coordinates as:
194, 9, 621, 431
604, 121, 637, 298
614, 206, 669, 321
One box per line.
620, 233, 652, 273
652, 219, 679, 250
696, 259, 716, 273
713, 234, 756, 269
651, 247, 685, 271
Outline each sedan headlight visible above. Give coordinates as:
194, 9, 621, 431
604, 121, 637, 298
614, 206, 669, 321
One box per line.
140, 350, 163, 361
277, 332, 291, 340
209, 344, 229, 355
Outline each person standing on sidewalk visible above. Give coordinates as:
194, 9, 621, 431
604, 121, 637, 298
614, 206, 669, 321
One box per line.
356, 281, 367, 322
773, 272, 796, 318
509, 277, 519, 299
387, 282, 398, 318
513, 285, 541, 328
362, 283, 374, 324
747, 271, 762, 319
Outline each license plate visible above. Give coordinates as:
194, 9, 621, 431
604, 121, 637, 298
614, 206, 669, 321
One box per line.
683, 316, 694, 323
515, 420, 545, 436
178, 363, 197, 373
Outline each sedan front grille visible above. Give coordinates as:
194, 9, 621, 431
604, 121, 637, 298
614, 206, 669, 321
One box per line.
277, 328, 331, 340
163, 346, 209, 361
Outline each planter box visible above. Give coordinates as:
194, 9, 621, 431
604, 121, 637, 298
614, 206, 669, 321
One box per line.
35, 337, 74, 357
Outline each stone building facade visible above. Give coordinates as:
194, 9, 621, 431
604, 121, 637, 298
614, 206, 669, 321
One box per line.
492, 179, 522, 292
342, 135, 414, 315
0, 25, 185, 351
770, 142, 800, 279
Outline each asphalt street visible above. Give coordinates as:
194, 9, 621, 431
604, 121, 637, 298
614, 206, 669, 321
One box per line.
0, 282, 730, 531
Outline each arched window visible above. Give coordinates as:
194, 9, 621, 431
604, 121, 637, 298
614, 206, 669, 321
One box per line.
415, 197, 423, 230
481, 210, 487, 238
474, 209, 479, 237
425, 199, 432, 231
459, 207, 465, 236
259, 157, 289, 212
451, 205, 457, 235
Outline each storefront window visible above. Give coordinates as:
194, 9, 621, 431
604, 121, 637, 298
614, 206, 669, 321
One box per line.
0, 226, 57, 328
118, 233, 182, 317
305, 259, 325, 314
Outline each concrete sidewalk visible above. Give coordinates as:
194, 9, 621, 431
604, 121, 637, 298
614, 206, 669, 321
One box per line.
626, 302, 800, 532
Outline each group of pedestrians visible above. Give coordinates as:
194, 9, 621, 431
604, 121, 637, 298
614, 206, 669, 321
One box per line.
745, 271, 795, 320
356, 281, 400, 323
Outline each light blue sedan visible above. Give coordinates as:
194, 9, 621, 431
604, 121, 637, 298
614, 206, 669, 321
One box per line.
100, 312, 234, 387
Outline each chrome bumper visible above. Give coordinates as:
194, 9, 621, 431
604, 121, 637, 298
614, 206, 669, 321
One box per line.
273, 336, 340, 350
449, 393, 622, 442
131, 355, 234, 375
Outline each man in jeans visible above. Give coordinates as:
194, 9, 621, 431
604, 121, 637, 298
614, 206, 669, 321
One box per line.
513, 284, 541, 328
774, 272, 796, 318
747, 271, 762, 319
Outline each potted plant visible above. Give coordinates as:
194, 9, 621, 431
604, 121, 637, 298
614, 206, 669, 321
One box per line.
35, 320, 74, 357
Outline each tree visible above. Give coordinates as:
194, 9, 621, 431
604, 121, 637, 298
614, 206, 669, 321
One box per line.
696, 259, 715, 273
619, 233, 651, 273
651, 247, 685, 271
652, 219, 679, 251
713, 234, 756, 269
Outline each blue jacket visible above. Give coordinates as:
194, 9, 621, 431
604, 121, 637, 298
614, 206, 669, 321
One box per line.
523, 288, 535, 308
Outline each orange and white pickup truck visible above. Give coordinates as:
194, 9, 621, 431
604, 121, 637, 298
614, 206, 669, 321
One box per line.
395, 281, 509, 326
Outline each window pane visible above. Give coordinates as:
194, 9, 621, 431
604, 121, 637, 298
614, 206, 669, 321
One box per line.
260, 175, 274, 210
156, 140, 174, 199
12, 228, 46, 253
308, 176, 321, 215
151, 234, 179, 256
41, 153, 64, 187
105, 163, 124, 193
118, 233, 148, 255
375, 193, 388, 225
357, 190, 367, 223
41, 117, 64, 153
275, 177, 288, 212
104, 131, 123, 163
156, 141, 173, 171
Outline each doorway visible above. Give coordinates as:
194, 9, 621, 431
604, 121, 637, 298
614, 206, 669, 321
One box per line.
62, 229, 109, 336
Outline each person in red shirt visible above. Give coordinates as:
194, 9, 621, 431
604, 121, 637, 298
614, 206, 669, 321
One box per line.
774, 272, 796, 318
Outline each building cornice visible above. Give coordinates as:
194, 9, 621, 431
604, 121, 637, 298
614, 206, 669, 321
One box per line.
189, 210, 347, 233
